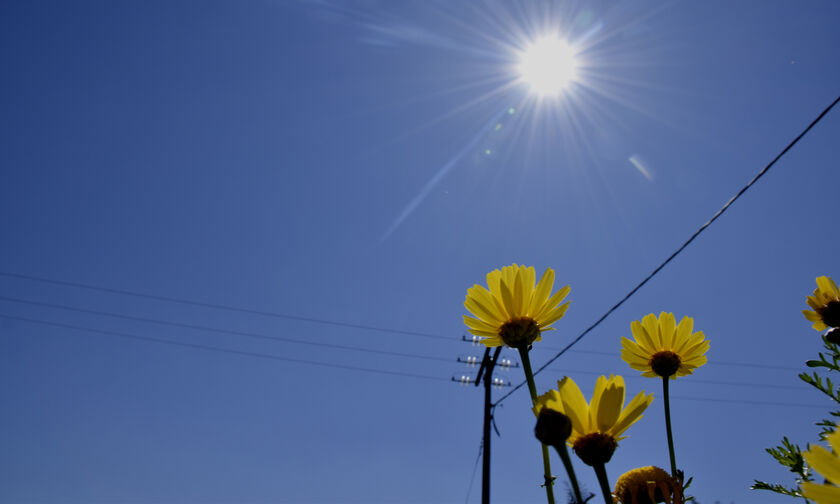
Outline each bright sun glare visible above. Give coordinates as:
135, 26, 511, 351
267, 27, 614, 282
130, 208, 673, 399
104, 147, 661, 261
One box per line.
518, 36, 578, 97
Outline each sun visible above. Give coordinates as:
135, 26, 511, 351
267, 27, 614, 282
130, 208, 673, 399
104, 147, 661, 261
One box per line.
517, 36, 578, 97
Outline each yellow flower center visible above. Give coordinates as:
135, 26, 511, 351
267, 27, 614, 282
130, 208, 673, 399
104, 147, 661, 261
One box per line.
818, 300, 840, 328
649, 351, 681, 378
572, 432, 617, 466
614, 466, 683, 504
498, 317, 541, 348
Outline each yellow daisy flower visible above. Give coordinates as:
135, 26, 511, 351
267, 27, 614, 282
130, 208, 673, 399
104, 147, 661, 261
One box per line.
613, 466, 684, 504
803, 276, 840, 331
534, 375, 653, 466
463, 264, 570, 348
621, 312, 709, 379
801, 427, 840, 504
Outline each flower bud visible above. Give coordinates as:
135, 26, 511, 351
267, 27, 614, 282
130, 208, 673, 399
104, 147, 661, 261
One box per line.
534, 409, 572, 447
825, 327, 840, 345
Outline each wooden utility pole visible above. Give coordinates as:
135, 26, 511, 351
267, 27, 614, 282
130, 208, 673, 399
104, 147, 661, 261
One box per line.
475, 346, 502, 504
453, 336, 517, 504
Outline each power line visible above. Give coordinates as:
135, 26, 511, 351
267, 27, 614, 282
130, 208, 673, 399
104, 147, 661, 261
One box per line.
3, 313, 820, 408
467, 335, 802, 371
535, 348, 803, 371
669, 395, 826, 409
2, 294, 801, 387
0, 285, 801, 375
494, 93, 840, 407
0, 314, 449, 383
0, 272, 452, 341
542, 367, 808, 391
464, 439, 483, 504
0, 295, 453, 364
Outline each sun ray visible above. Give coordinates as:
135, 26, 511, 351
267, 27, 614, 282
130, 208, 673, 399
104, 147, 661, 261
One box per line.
379, 105, 514, 242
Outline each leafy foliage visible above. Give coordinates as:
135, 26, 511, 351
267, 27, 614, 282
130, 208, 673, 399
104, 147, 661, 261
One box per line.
751, 437, 811, 499
752, 330, 840, 501
800, 335, 840, 440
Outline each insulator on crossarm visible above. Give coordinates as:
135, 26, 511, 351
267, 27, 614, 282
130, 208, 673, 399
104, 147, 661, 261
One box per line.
462, 334, 482, 346
457, 355, 481, 367
496, 358, 518, 370
491, 377, 510, 389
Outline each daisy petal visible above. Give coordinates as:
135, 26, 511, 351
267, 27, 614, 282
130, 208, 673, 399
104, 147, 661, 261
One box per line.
540, 301, 570, 327
531, 269, 555, 317
631, 320, 657, 353
595, 377, 625, 432
660, 312, 676, 350
611, 391, 653, 437
557, 377, 590, 435
642, 313, 662, 347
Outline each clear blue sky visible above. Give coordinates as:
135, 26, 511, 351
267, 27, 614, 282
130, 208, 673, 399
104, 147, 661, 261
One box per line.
1, 1, 839, 503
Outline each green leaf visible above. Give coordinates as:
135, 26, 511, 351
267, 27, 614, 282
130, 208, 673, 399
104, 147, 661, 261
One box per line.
751, 480, 803, 497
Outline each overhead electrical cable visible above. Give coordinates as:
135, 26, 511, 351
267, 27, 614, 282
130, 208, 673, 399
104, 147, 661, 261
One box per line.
0, 293, 804, 371
0, 293, 805, 392
464, 439, 483, 504
0, 296, 807, 394
0, 295, 452, 363
543, 367, 808, 391
537, 347, 803, 371
0, 271, 451, 341
669, 395, 826, 409
493, 94, 840, 407
1, 313, 822, 408
0, 314, 449, 382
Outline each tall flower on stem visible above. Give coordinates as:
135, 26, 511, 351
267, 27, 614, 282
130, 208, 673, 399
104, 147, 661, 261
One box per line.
535, 375, 653, 503
464, 264, 572, 504
803, 276, 840, 331
534, 407, 584, 504
621, 312, 709, 479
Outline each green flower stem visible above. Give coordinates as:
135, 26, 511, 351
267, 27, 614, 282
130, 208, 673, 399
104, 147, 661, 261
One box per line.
539, 444, 556, 504
592, 462, 613, 504
518, 346, 556, 504
554, 442, 584, 504
662, 376, 677, 478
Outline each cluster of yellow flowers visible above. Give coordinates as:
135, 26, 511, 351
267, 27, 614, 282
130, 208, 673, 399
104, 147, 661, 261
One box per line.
464, 264, 708, 503
465, 266, 840, 503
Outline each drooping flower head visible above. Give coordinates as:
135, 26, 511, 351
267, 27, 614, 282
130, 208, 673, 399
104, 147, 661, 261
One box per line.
534, 375, 653, 466
801, 427, 840, 503
463, 264, 570, 348
613, 466, 684, 504
803, 276, 840, 331
534, 408, 573, 448
621, 312, 709, 379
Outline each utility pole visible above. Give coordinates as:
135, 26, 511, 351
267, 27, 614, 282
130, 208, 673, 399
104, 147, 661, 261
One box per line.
453, 336, 517, 504
476, 346, 501, 504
